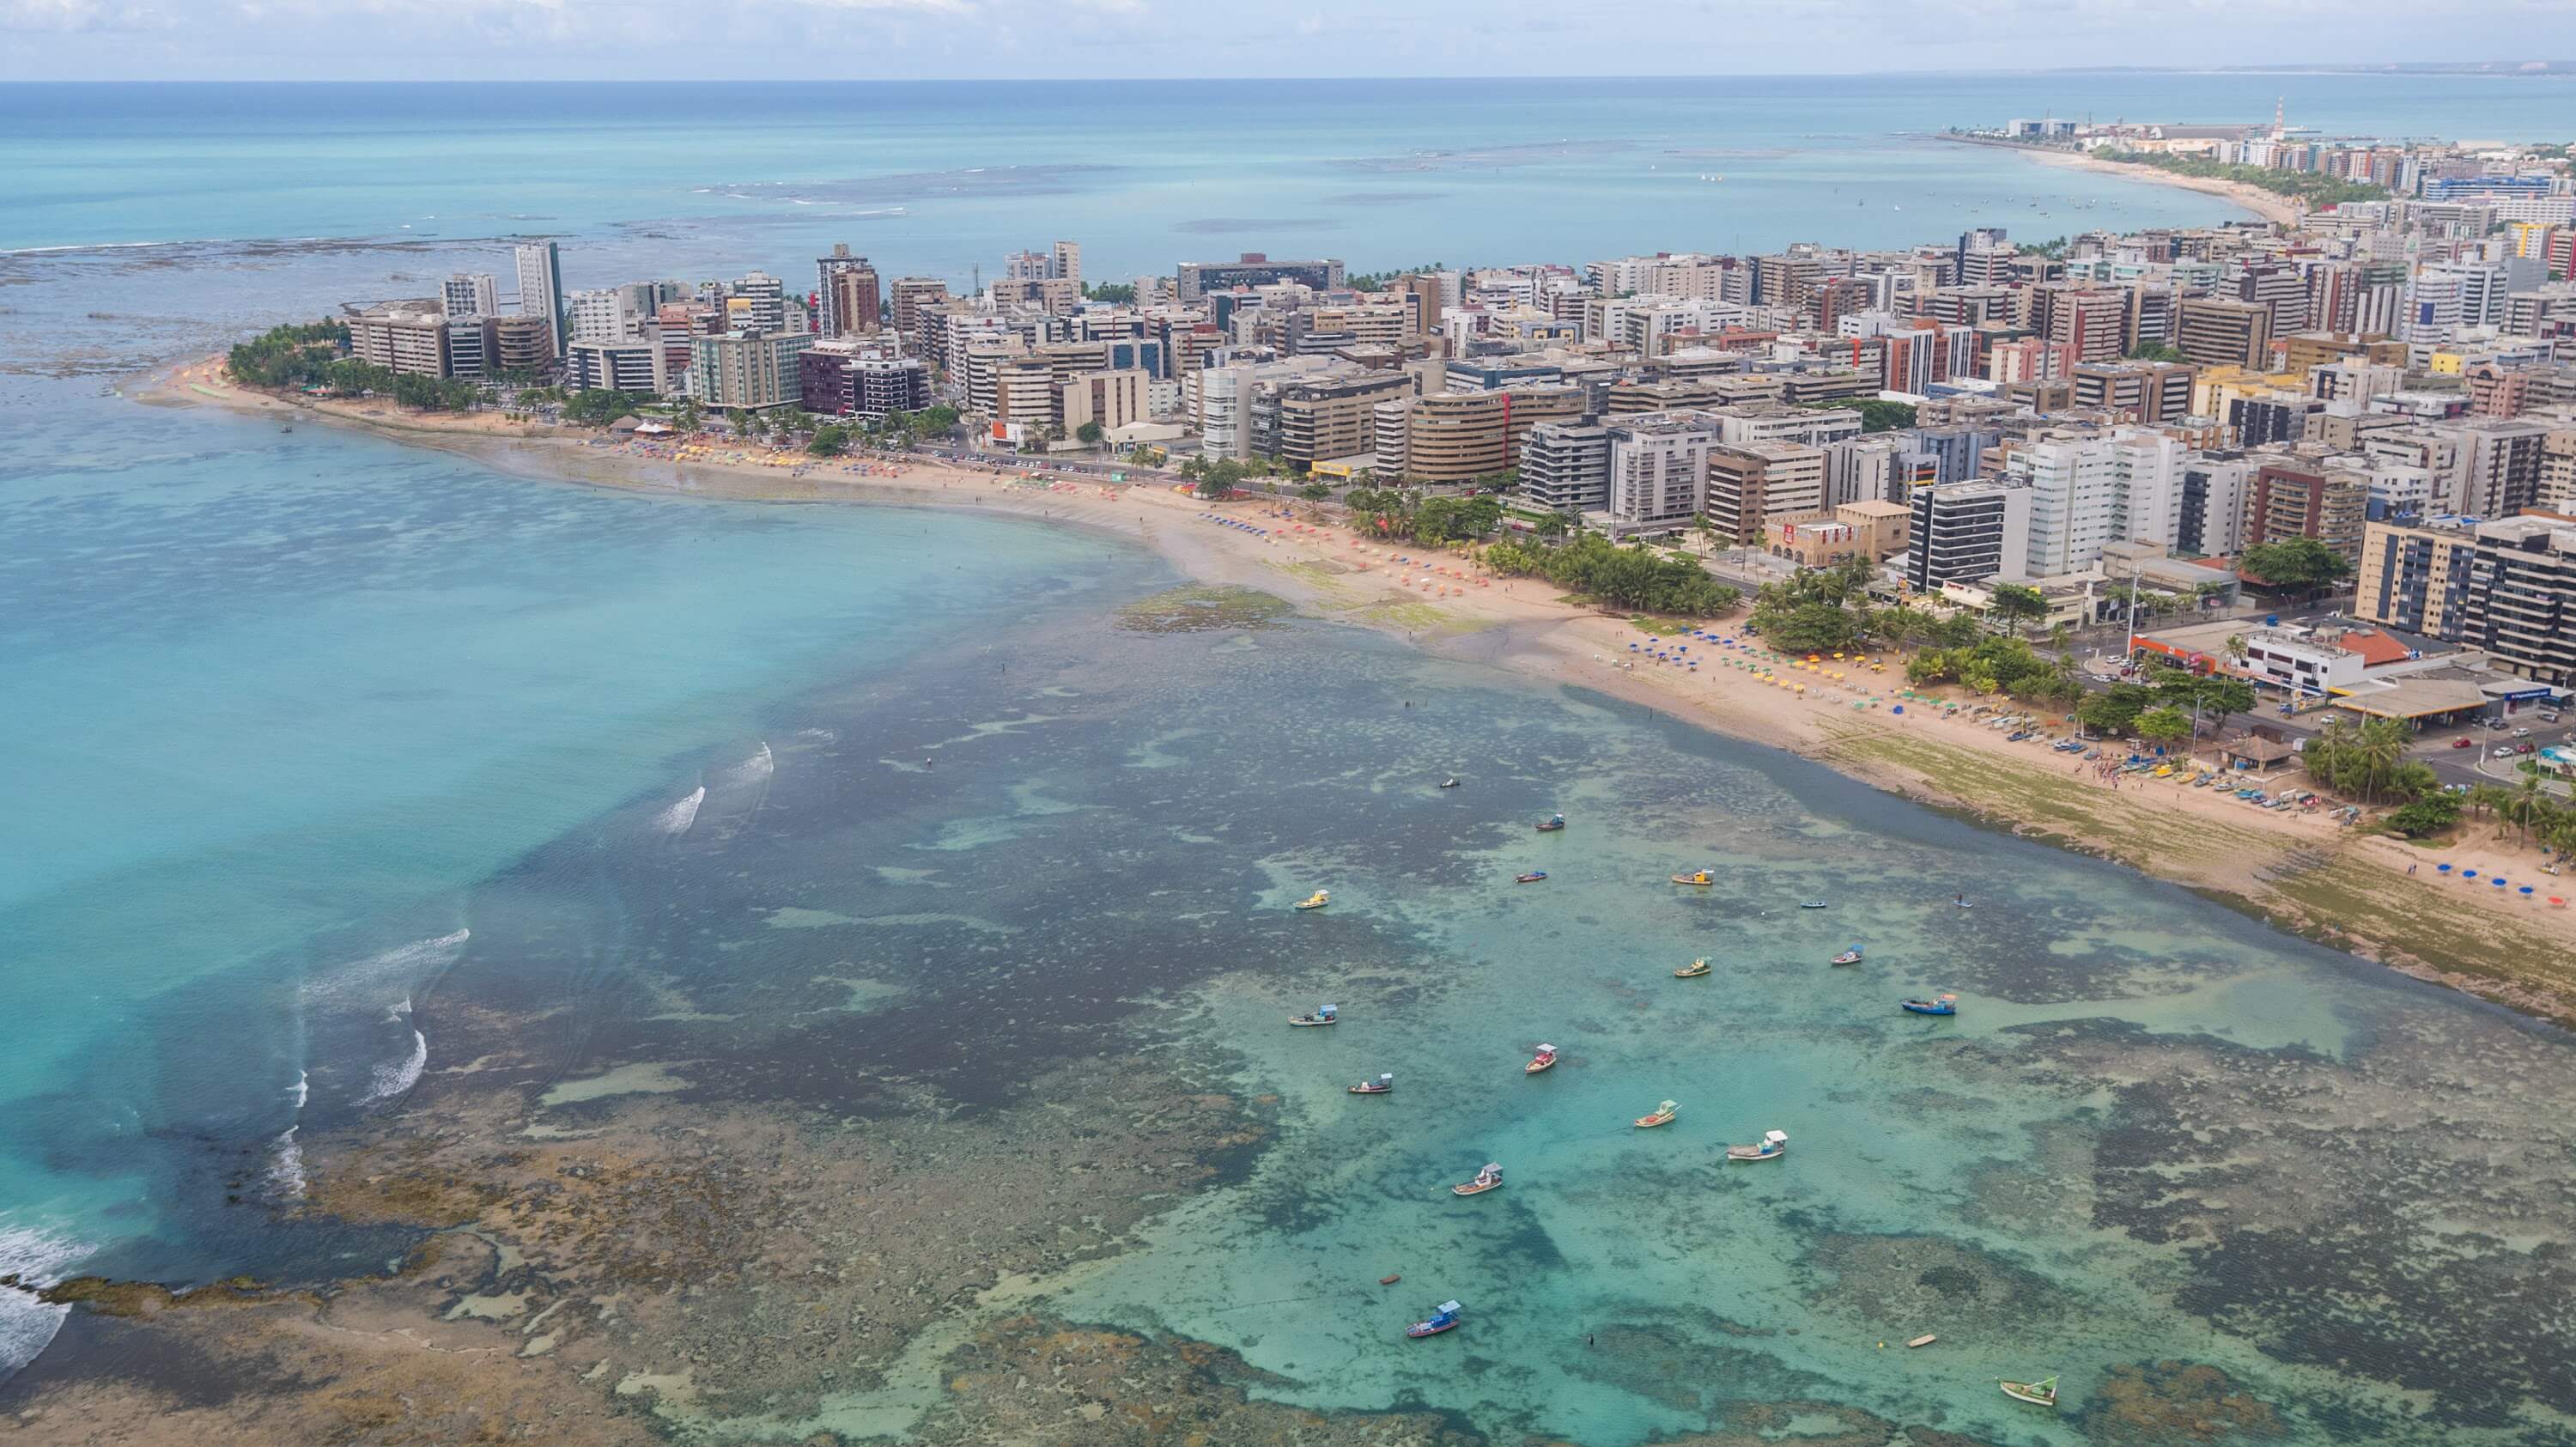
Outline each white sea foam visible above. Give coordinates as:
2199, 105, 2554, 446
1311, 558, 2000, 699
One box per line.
654, 786, 706, 836
267, 1128, 308, 1199
0, 1223, 94, 1381
715, 742, 774, 787
287, 1069, 309, 1110
299, 928, 470, 1006
359, 1000, 428, 1107
794, 727, 837, 744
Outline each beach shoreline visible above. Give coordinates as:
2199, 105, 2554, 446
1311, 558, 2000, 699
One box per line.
1941, 135, 2306, 227
142, 358, 2576, 1027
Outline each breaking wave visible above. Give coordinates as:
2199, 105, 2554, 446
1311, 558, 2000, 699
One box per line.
0, 1223, 94, 1383
358, 1000, 428, 1107
714, 742, 773, 787
266, 1128, 308, 1199
654, 786, 706, 836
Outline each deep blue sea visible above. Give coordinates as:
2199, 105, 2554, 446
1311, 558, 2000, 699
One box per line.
3, 76, 2574, 1443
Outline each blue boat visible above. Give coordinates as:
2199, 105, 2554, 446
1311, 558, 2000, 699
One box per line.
1902, 994, 1958, 1017
1406, 1300, 1464, 1338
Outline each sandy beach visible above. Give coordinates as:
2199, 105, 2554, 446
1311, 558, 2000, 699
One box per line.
147, 358, 2576, 1024
1949, 137, 2306, 228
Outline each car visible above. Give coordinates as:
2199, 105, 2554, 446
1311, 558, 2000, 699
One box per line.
2451, 737, 2477, 749
2518, 742, 2537, 754
2512, 727, 2532, 738
2495, 746, 2518, 758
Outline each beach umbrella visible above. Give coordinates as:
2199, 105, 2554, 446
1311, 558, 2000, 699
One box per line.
2493, 878, 2507, 890
2553, 897, 2567, 908
2464, 869, 2479, 879
2437, 863, 2452, 873
2522, 886, 2536, 898
1893, 706, 1905, 715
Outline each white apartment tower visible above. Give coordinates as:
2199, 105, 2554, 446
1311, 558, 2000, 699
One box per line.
513, 240, 567, 356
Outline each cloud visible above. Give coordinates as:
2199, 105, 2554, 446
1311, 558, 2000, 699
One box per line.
0, 0, 163, 28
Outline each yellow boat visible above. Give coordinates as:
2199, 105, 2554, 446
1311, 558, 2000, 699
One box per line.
1634, 1100, 1678, 1128
1674, 958, 1711, 978
1295, 890, 1331, 910
1670, 872, 1714, 886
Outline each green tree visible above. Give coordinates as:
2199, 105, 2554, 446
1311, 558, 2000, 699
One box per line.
2387, 794, 2462, 838
2135, 706, 2194, 749
1081, 282, 1138, 303
1076, 421, 1104, 445
1299, 481, 1333, 501
2125, 342, 2189, 363
1806, 398, 1917, 433
1986, 583, 2049, 634
2242, 538, 2354, 596
808, 423, 849, 456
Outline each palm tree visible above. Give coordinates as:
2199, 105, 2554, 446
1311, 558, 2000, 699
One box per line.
2355, 716, 2409, 803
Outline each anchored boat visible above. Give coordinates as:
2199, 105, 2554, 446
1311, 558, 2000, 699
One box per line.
1349, 1073, 1393, 1094
1288, 1003, 1340, 1027
2000, 1376, 2059, 1408
1634, 1099, 1678, 1128
1515, 871, 1548, 884
1295, 889, 1331, 910
1671, 870, 1715, 886
1534, 814, 1566, 832
1831, 946, 1863, 965
1451, 1163, 1504, 1195
1439, 778, 1461, 789
1726, 1129, 1789, 1162
1799, 900, 1828, 909
1674, 958, 1712, 978
1902, 994, 1958, 1017
1407, 1300, 1464, 1337
1525, 1044, 1558, 1073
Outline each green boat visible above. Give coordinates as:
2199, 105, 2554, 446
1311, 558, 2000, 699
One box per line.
2000, 1376, 2058, 1407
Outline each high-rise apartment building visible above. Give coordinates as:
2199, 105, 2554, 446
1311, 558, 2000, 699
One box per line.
513, 240, 567, 357
1706, 441, 1826, 543
1521, 420, 1613, 514
726, 271, 787, 337
687, 330, 812, 410
1605, 411, 1720, 529
440, 273, 499, 319
1906, 481, 2033, 590
2176, 296, 2272, 370
2356, 515, 2576, 685
889, 277, 951, 350
816, 244, 882, 337
2244, 461, 2370, 564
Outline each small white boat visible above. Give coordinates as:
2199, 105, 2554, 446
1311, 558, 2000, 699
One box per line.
1727, 1129, 1789, 1162
1451, 1163, 1504, 1196
1289, 1004, 1340, 1027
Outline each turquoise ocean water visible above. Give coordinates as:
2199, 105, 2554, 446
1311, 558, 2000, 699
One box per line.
3, 76, 2574, 1439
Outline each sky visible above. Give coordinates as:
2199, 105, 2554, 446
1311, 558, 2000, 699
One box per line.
3, 0, 2576, 80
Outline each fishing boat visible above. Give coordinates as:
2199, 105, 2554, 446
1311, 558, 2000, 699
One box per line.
1674, 958, 1712, 978
1907, 1334, 1937, 1348
1799, 900, 1828, 909
1671, 870, 1716, 886
1515, 871, 1548, 884
1379, 1274, 1401, 1285
1288, 1004, 1340, 1027
1831, 947, 1863, 966
1406, 1300, 1464, 1337
1525, 1044, 1558, 1073
1534, 814, 1566, 832
2000, 1376, 2059, 1408
1634, 1099, 1679, 1128
1726, 1129, 1789, 1162
1439, 778, 1461, 789
1902, 994, 1958, 1017
1451, 1164, 1504, 1195
1295, 890, 1331, 910
1349, 1073, 1394, 1094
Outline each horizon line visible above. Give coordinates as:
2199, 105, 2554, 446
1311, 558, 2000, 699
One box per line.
5, 64, 2575, 86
